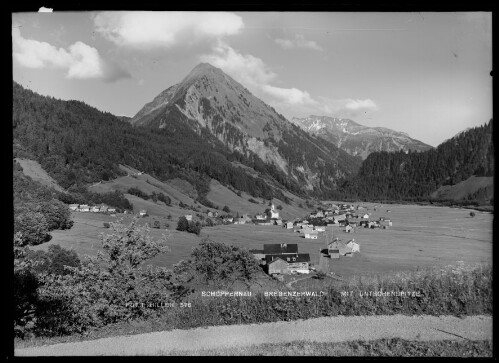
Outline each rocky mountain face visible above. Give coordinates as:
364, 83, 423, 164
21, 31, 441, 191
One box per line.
131, 63, 361, 193
291, 115, 432, 160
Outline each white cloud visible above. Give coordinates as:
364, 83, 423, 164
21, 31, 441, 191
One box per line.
12, 28, 130, 81
201, 42, 321, 112
344, 98, 378, 111
201, 42, 276, 87
38, 7, 53, 12
201, 42, 376, 119
261, 85, 317, 106
274, 34, 323, 51
93, 11, 244, 50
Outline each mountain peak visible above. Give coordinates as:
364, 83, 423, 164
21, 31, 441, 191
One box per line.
293, 115, 432, 159
183, 62, 224, 81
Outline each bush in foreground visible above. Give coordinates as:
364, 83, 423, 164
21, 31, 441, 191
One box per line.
32, 218, 176, 337
135, 263, 493, 332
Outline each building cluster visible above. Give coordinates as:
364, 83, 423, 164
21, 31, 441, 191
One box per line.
69, 204, 117, 213
323, 238, 360, 259
250, 243, 311, 276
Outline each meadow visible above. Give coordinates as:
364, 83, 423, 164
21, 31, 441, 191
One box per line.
32, 202, 493, 280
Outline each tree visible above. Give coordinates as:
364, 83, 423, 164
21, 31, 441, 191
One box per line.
28, 245, 81, 276
14, 212, 50, 246
222, 205, 230, 213
470, 211, 476, 218
34, 218, 174, 336
173, 239, 260, 288
152, 220, 161, 229
14, 232, 40, 338
176, 216, 189, 232
158, 192, 171, 206
187, 221, 202, 236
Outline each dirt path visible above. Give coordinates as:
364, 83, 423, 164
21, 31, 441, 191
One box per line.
16, 315, 491, 356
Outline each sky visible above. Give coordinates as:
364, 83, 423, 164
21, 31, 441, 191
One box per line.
12, 11, 492, 147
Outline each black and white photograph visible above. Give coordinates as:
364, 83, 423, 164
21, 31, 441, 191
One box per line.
12, 8, 492, 357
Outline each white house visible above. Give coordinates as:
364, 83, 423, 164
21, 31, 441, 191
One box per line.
185, 214, 192, 221
91, 206, 100, 213
346, 239, 360, 252
108, 208, 116, 213
345, 225, 354, 233
362, 214, 370, 219
315, 211, 324, 218
139, 210, 148, 216
285, 221, 294, 229
335, 214, 347, 221
269, 204, 279, 219
256, 214, 266, 220
304, 231, 318, 239
315, 226, 326, 232
69, 204, 79, 211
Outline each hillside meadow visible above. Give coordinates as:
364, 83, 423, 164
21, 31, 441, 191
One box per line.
31, 202, 492, 280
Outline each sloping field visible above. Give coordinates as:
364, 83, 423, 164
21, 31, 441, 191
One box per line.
30, 212, 200, 266
206, 179, 310, 220
88, 170, 198, 207
15, 158, 65, 192
431, 176, 493, 200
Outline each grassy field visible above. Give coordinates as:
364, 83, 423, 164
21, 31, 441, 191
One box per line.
32, 202, 492, 280
431, 175, 493, 200
163, 339, 493, 357
15, 158, 65, 192
206, 179, 311, 220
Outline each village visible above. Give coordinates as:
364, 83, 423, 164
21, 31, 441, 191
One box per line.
69, 200, 394, 278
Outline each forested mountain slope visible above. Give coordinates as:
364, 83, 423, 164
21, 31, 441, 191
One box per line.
336, 120, 493, 202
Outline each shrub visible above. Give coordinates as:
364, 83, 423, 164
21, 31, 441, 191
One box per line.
158, 192, 171, 206
14, 232, 40, 338
28, 245, 81, 276
470, 212, 476, 217
103, 222, 110, 228
187, 221, 202, 236
34, 218, 174, 336
127, 187, 149, 200
176, 216, 189, 232
222, 205, 231, 213
276, 204, 283, 210
248, 198, 259, 204
152, 220, 161, 229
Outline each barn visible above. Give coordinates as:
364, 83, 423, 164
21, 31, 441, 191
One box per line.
266, 256, 288, 275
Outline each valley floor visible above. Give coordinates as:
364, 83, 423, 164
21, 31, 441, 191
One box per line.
32, 202, 493, 279
15, 315, 492, 356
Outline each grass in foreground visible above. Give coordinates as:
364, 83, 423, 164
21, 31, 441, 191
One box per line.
162, 338, 493, 357
15, 263, 492, 349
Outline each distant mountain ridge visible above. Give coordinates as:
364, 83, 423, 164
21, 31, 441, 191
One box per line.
291, 115, 432, 159
131, 63, 362, 193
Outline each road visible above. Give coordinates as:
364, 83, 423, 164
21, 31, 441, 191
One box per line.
15, 315, 491, 356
